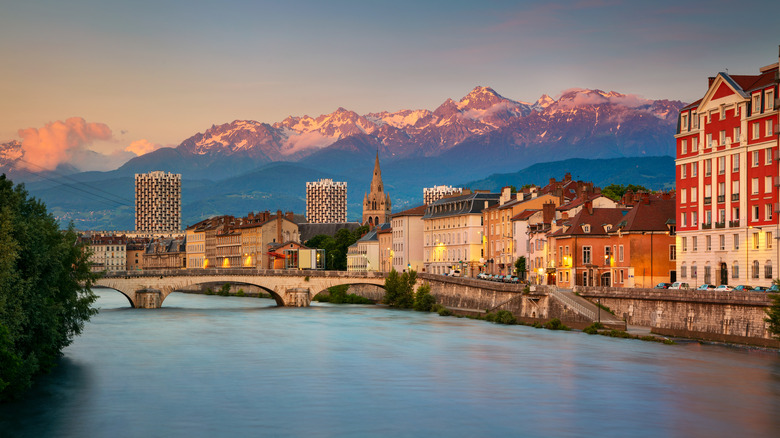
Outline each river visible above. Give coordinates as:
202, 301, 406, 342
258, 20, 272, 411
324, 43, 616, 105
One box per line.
2, 289, 780, 437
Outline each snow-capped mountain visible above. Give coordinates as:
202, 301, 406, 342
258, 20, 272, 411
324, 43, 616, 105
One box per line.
111, 85, 684, 179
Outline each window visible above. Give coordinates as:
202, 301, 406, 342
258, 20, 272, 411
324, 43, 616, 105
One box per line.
692, 236, 698, 251
619, 245, 624, 261
681, 264, 687, 278
669, 245, 676, 261
753, 150, 760, 166
735, 105, 740, 117
767, 231, 773, 249
719, 234, 725, 250
767, 203, 774, 221
704, 265, 711, 284
732, 153, 739, 171
720, 130, 726, 146
706, 235, 712, 251
767, 119, 774, 137
691, 263, 698, 279
732, 261, 739, 279
718, 183, 725, 203
604, 246, 611, 265
754, 205, 760, 221
718, 156, 725, 174
705, 159, 712, 176
767, 89, 775, 112
681, 139, 687, 154
707, 133, 713, 148
692, 162, 698, 177
753, 232, 760, 249
681, 212, 687, 227
582, 246, 592, 264
718, 208, 725, 224
681, 113, 688, 131
766, 261, 773, 279
692, 211, 698, 227
753, 122, 760, 140
620, 270, 624, 283
752, 178, 759, 194
732, 180, 739, 198
734, 234, 740, 250
752, 260, 760, 279
734, 127, 741, 144
767, 176, 773, 194
767, 148, 773, 165
692, 137, 699, 151
681, 165, 687, 179
681, 237, 687, 252
681, 188, 687, 204
753, 94, 761, 114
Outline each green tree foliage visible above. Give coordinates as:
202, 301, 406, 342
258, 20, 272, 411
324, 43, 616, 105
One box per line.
413, 283, 435, 312
765, 280, 780, 339
305, 225, 370, 270
514, 256, 526, 280
218, 283, 231, 296
313, 284, 373, 304
601, 184, 651, 202
383, 269, 417, 309
0, 175, 98, 401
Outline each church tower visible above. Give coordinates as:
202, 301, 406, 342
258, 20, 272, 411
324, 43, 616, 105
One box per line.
362, 152, 391, 227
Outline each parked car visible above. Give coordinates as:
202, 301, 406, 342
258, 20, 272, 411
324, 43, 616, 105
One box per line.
753, 286, 768, 292
697, 284, 715, 290
654, 282, 672, 289
509, 276, 520, 284
714, 285, 734, 291
477, 273, 488, 280
769, 284, 780, 292
669, 282, 690, 290
733, 285, 754, 291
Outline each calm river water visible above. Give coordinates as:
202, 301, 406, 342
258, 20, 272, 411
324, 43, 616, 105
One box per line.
2, 289, 780, 438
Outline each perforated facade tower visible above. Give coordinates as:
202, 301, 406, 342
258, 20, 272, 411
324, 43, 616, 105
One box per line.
423, 185, 462, 205
135, 171, 182, 233
306, 178, 347, 223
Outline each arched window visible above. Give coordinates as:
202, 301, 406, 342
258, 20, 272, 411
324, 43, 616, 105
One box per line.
680, 262, 687, 278
691, 262, 697, 279
375, 216, 379, 225
765, 260, 772, 279
752, 260, 760, 279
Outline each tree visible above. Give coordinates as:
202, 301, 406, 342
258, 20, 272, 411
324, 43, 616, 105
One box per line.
601, 183, 651, 202
306, 225, 369, 271
765, 280, 780, 339
413, 283, 436, 312
384, 268, 417, 309
515, 256, 526, 281
0, 175, 98, 401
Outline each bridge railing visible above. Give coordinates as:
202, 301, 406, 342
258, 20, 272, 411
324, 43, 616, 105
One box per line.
102, 268, 388, 280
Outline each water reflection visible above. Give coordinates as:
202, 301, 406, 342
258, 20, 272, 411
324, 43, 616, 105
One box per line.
1, 289, 779, 438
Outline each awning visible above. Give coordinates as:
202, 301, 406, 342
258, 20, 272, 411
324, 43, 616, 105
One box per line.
267, 252, 286, 258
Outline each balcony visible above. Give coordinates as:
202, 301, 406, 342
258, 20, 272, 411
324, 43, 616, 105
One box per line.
717, 195, 725, 203
704, 197, 712, 205
729, 220, 740, 228
715, 222, 726, 229
701, 222, 712, 229
731, 194, 740, 202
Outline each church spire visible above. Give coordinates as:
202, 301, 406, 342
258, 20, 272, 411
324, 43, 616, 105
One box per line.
362, 151, 391, 227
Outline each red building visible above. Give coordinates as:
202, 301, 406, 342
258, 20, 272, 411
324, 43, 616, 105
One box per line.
676, 48, 780, 287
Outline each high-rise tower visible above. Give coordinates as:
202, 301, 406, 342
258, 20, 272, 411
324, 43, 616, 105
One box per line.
306, 178, 347, 223
135, 170, 181, 233
362, 152, 391, 227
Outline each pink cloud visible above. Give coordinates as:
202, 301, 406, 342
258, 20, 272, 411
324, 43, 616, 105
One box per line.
125, 139, 163, 156
17, 117, 112, 171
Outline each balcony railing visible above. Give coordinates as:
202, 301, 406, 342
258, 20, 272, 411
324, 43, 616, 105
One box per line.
715, 222, 726, 229
704, 197, 712, 205
731, 194, 740, 201
701, 222, 712, 229
717, 195, 725, 203
729, 220, 740, 227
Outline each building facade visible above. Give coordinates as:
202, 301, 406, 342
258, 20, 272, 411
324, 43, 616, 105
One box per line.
135, 171, 182, 233
391, 205, 426, 273
423, 185, 462, 205
676, 51, 780, 288
422, 191, 500, 277
306, 178, 347, 223
363, 153, 391, 227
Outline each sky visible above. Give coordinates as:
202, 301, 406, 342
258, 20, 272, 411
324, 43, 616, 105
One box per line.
2, 0, 780, 170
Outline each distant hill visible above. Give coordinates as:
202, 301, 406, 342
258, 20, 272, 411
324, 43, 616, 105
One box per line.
463, 156, 675, 193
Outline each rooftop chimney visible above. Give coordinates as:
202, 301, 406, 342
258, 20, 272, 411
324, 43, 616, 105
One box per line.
542, 202, 556, 224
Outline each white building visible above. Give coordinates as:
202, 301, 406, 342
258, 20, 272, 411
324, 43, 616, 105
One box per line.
306, 178, 347, 223
423, 185, 463, 205
135, 171, 181, 233
347, 227, 383, 272
391, 205, 426, 273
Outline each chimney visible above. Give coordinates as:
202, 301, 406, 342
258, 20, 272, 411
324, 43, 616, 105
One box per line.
585, 200, 593, 215
542, 202, 556, 224
708, 76, 716, 87
286, 211, 294, 220
661, 191, 671, 201
500, 186, 512, 205
277, 213, 283, 243
564, 172, 572, 182
549, 177, 556, 186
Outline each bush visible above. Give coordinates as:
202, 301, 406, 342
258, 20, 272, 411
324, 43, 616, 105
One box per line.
532, 322, 543, 328
205, 288, 214, 295
218, 283, 231, 296
236, 289, 245, 297
413, 284, 436, 312
437, 307, 453, 316
492, 310, 517, 325
384, 269, 416, 309
314, 285, 373, 304
544, 318, 570, 331
583, 321, 605, 334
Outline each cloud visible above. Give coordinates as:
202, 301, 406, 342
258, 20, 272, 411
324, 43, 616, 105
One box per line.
281, 131, 337, 155
17, 117, 112, 171
125, 139, 163, 156
556, 88, 651, 108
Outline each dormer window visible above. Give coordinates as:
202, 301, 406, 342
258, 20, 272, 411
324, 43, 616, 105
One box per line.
604, 224, 612, 232
582, 224, 591, 233
680, 113, 688, 132
753, 94, 761, 114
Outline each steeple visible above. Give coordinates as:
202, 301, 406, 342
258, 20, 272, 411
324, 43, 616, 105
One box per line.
362, 151, 391, 227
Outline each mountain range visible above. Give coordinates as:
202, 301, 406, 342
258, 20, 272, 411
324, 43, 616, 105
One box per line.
0, 86, 684, 229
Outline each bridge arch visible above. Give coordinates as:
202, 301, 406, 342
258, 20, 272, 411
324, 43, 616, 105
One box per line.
94, 286, 136, 308
309, 282, 386, 302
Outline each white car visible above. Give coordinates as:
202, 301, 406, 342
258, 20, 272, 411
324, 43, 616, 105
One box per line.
669, 282, 690, 290
714, 285, 734, 291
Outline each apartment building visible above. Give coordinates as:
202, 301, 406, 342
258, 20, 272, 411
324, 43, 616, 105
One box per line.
391, 205, 426, 273
423, 185, 462, 205
306, 178, 347, 223
135, 171, 181, 233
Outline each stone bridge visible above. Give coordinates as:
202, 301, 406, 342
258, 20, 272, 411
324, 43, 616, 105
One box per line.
96, 269, 387, 308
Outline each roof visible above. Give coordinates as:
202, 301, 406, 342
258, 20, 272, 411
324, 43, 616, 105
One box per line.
510, 209, 540, 221
299, 222, 362, 242
556, 193, 607, 212
392, 204, 427, 217
556, 207, 630, 237
614, 198, 675, 232
423, 192, 500, 219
